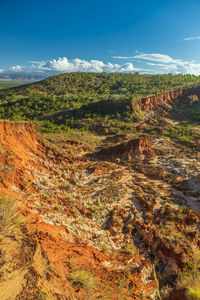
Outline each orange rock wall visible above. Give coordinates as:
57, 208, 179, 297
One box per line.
134, 86, 200, 111
0, 122, 41, 190
0, 121, 39, 160
0, 121, 37, 140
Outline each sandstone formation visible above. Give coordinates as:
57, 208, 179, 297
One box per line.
134, 86, 200, 111
97, 137, 154, 160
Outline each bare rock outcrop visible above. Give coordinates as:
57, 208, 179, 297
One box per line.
97, 137, 154, 160
133, 86, 200, 112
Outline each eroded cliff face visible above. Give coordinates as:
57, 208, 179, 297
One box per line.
96, 85, 200, 115
0, 122, 43, 191
0, 121, 39, 159
134, 86, 200, 111
97, 137, 154, 160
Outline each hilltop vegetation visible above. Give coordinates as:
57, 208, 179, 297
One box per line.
0, 81, 29, 90
11, 72, 200, 95
0, 72, 200, 133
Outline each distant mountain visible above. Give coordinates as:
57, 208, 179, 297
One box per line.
0, 73, 47, 81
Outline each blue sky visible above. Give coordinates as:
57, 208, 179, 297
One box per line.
1, 0, 200, 74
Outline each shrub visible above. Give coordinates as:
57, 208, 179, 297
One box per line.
188, 287, 200, 300
69, 270, 96, 292
0, 196, 23, 238
123, 244, 136, 255
131, 108, 145, 121
101, 244, 108, 253
177, 271, 200, 300
177, 246, 200, 300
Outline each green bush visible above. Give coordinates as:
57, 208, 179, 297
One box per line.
69, 270, 96, 292
123, 244, 136, 255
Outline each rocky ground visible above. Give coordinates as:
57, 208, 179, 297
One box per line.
0, 104, 200, 300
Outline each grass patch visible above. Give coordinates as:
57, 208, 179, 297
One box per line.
101, 244, 109, 254
177, 271, 200, 300
0, 195, 24, 238
69, 269, 96, 292
42, 129, 101, 152
161, 124, 200, 142
123, 244, 137, 255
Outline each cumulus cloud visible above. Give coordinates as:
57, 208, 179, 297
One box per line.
183, 36, 200, 41
5, 57, 147, 75
182, 63, 200, 75
9, 65, 23, 71
0, 68, 4, 73
30, 57, 142, 73
6, 54, 200, 75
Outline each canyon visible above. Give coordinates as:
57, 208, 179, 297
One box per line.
0, 83, 200, 299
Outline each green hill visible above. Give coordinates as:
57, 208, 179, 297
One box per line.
0, 72, 200, 133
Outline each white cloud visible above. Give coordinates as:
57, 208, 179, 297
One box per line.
31, 57, 143, 73
119, 62, 135, 72
0, 69, 4, 73
112, 56, 134, 59
113, 52, 200, 75
146, 62, 172, 67
9, 65, 23, 71
7, 54, 200, 75
134, 53, 183, 64
182, 63, 200, 75
134, 53, 200, 74
113, 53, 185, 65
183, 36, 200, 41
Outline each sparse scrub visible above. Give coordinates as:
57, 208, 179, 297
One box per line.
101, 244, 109, 253
39, 289, 54, 300
153, 264, 162, 300
155, 221, 190, 253
177, 271, 200, 300
160, 285, 170, 299
123, 244, 136, 255
161, 124, 200, 142
43, 129, 100, 152
0, 195, 23, 238
69, 269, 96, 292
131, 107, 145, 121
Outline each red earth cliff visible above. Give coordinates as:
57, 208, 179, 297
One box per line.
97, 137, 154, 160
133, 86, 200, 111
